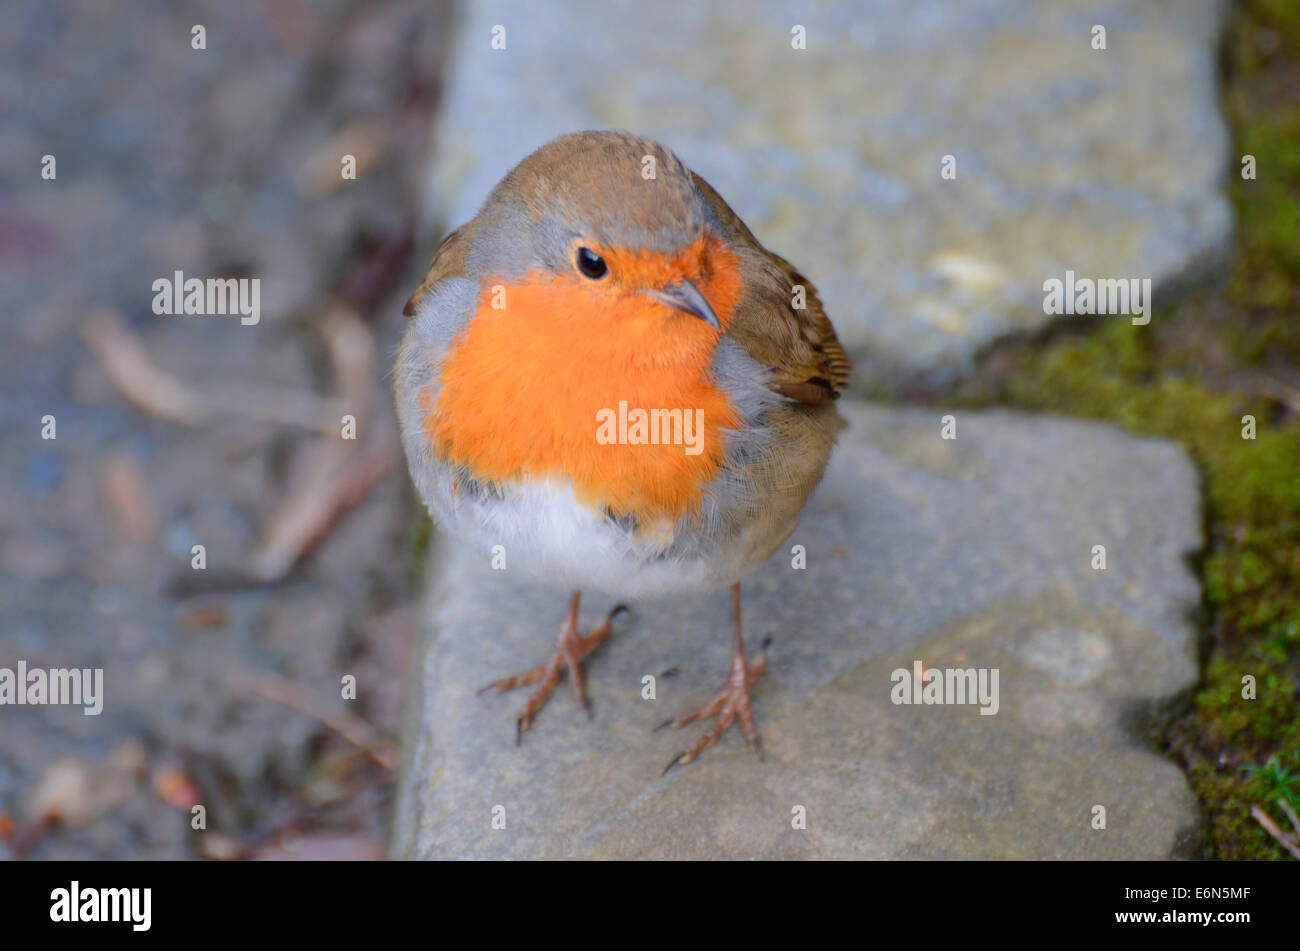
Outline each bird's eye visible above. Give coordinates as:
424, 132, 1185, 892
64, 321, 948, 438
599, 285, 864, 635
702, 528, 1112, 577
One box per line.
575, 247, 607, 279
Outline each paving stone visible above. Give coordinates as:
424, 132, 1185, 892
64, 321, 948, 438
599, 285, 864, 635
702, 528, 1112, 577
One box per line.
393, 402, 1204, 859
422, 0, 1232, 389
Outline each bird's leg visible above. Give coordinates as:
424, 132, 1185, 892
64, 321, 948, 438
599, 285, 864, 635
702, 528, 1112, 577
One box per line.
656, 582, 768, 774
477, 591, 626, 742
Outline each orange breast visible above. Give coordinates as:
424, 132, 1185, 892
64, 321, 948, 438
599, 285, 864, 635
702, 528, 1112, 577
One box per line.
423, 240, 743, 526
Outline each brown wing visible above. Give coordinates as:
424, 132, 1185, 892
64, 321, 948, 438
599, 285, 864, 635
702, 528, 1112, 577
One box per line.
402, 224, 472, 317
690, 172, 851, 403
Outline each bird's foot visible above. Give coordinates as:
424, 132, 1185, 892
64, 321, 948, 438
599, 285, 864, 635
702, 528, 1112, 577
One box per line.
477, 595, 627, 742
655, 635, 771, 774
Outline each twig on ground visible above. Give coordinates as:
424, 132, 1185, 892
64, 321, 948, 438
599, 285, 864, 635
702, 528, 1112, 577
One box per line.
248, 302, 396, 581
82, 307, 344, 432
1278, 798, 1300, 841
248, 427, 394, 580
82, 308, 211, 424
1248, 372, 1300, 416
232, 667, 397, 770
1251, 804, 1300, 859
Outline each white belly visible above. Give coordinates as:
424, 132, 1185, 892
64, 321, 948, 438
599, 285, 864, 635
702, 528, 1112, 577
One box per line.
426, 473, 751, 599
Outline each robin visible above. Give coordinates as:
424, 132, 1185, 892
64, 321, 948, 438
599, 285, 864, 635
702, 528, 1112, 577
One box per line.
395, 131, 850, 771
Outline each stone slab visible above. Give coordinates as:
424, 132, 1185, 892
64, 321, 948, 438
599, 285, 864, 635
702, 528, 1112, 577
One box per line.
393, 402, 1204, 859
421, 0, 1232, 388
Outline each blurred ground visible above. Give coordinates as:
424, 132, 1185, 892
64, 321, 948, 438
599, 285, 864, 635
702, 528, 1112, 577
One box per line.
0, 0, 450, 859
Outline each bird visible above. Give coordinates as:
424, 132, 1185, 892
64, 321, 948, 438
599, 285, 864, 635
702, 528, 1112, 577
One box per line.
395, 130, 850, 771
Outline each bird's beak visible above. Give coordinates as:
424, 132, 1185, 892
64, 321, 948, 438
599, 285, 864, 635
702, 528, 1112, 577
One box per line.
646, 280, 720, 330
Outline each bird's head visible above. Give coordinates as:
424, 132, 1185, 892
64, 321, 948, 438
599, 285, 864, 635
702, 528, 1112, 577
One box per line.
467, 131, 742, 346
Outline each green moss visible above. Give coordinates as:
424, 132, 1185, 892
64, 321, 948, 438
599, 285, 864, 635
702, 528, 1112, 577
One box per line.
952, 0, 1300, 859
